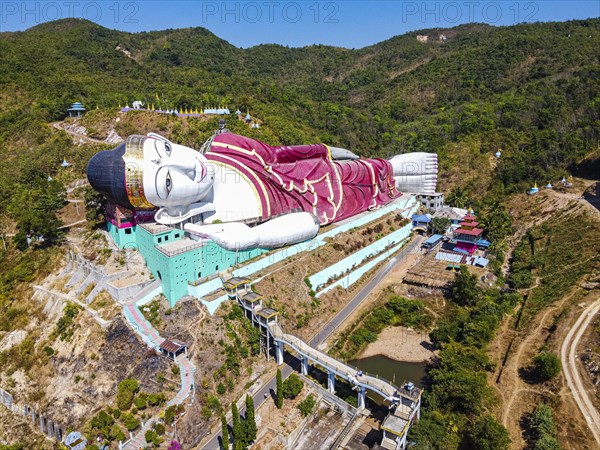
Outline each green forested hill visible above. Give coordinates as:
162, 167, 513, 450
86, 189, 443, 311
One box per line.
0, 18, 599, 219
0, 18, 599, 449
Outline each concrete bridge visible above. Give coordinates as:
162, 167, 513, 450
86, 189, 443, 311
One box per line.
224, 278, 422, 449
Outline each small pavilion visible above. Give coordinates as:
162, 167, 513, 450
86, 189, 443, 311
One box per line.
159, 339, 187, 360
67, 102, 86, 118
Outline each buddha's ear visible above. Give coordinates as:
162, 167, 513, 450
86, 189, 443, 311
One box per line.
147, 132, 172, 144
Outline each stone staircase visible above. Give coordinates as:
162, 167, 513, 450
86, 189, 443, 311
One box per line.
121, 301, 196, 450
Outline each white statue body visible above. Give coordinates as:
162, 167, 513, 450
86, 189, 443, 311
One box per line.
87, 132, 438, 251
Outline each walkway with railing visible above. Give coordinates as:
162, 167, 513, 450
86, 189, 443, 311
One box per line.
233, 288, 421, 411
269, 322, 418, 404
121, 301, 196, 449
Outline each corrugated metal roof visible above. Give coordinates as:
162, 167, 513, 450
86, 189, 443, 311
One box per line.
435, 251, 464, 264
160, 339, 186, 354
424, 234, 443, 245
475, 257, 490, 267
433, 207, 466, 221
412, 214, 431, 222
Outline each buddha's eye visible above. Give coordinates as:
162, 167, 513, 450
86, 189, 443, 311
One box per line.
164, 142, 172, 157
165, 171, 172, 194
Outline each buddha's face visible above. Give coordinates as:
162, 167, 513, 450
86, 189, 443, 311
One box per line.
141, 136, 214, 208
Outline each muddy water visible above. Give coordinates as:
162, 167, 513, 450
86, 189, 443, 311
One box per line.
348, 354, 427, 388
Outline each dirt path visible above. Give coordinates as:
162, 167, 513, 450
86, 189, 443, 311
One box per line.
500, 292, 567, 426
561, 299, 600, 445
493, 178, 600, 448
501, 180, 598, 277
52, 122, 106, 144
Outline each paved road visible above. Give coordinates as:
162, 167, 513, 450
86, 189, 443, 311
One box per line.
200, 235, 423, 450
309, 235, 424, 348
560, 299, 600, 445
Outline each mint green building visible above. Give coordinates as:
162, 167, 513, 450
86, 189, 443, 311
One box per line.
107, 222, 138, 249
110, 221, 265, 306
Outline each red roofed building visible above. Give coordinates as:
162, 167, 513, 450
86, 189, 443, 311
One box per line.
453, 214, 484, 254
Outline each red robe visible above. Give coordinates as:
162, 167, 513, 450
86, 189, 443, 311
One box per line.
205, 134, 400, 225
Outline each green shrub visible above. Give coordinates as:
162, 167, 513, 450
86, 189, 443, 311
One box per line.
134, 395, 147, 410
116, 378, 139, 410
146, 392, 166, 406
121, 413, 140, 432
282, 373, 304, 399
90, 410, 114, 437
154, 423, 166, 436
109, 424, 126, 442
164, 405, 182, 425
298, 394, 316, 417
144, 429, 161, 447
465, 415, 511, 450
528, 404, 561, 450
55, 303, 81, 341
532, 352, 561, 381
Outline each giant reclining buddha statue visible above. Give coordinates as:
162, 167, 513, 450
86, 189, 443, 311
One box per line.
87, 132, 438, 251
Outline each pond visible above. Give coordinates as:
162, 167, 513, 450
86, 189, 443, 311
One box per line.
348, 354, 428, 388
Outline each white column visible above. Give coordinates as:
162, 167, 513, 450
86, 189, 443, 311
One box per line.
327, 370, 335, 393
266, 327, 271, 361
275, 341, 284, 365
301, 356, 308, 375
357, 386, 366, 410
400, 430, 408, 449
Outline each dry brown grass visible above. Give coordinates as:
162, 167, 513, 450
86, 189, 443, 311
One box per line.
489, 179, 600, 449
89, 290, 121, 320
254, 213, 408, 334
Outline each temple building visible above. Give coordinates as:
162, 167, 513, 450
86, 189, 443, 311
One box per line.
528, 182, 539, 195
452, 213, 483, 254
105, 201, 155, 249
104, 201, 266, 304
106, 211, 265, 304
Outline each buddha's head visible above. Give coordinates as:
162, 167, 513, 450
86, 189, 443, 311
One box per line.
87, 134, 213, 212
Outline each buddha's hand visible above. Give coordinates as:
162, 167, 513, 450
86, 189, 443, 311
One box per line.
184, 212, 320, 251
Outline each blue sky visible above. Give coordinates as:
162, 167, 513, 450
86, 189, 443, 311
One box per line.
1, 1, 598, 48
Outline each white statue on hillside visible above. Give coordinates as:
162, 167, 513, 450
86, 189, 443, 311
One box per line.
88, 132, 438, 250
